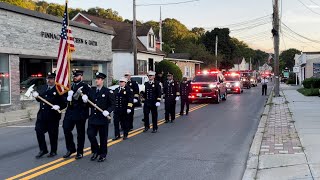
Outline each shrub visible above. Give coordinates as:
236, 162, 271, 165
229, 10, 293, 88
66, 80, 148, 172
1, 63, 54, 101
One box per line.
297, 88, 320, 96
155, 60, 183, 82
303, 77, 320, 89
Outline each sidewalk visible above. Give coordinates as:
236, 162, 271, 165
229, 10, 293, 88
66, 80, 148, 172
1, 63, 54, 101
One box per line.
243, 84, 320, 180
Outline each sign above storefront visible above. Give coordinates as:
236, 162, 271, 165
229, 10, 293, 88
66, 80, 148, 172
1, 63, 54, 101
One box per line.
40, 31, 98, 46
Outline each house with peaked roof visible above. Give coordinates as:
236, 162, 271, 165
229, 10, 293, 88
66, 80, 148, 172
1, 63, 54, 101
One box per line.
72, 13, 165, 80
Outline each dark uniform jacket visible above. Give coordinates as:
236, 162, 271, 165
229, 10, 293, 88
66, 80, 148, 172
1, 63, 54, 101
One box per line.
163, 80, 180, 98
36, 85, 66, 122
65, 81, 90, 121
127, 80, 139, 100
143, 81, 162, 105
114, 86, 134, 113
87, 86, 115, 125
180, 81, 192, 97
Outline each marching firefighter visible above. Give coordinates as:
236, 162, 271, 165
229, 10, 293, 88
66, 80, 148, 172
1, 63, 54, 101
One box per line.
142, 71, 162, 133
32, 72, 66, 158
62, 70, 91, 159
124, 72, 139, 130
82, 72, 115, 162
113, 77, 134, 141
180, 77, 191, 116
163, 73, 180, 123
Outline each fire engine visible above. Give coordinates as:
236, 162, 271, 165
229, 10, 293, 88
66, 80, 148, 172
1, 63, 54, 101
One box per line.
224, 72, 243, 94
189, 70, 227, 104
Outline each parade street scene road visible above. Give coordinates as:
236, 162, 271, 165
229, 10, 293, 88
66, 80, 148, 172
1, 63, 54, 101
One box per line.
0, 86, 270, 180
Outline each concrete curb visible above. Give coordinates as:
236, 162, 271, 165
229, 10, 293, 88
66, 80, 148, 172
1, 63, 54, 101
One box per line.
242, 89, 274, 180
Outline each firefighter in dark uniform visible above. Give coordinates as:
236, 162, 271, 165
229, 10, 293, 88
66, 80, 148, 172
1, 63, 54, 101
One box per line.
32, 72, 66, 158
112, 77, 134, 141
180, 77, 191, 115
124, 72, 139, 130
62, 70, 91, 159
142, 71, 162, 133
163, 73, 180, 123
81, 72, 115, 162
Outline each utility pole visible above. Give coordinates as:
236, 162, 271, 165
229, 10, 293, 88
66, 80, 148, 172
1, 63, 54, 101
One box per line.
133, 0, 138, 75
159, 6, 163, 51
249, 57, 252, 70
215, 35, 218, 69
272, 0, 280, 96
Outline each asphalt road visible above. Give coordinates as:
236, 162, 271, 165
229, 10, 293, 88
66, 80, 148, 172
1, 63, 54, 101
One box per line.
0, 84, 272, 180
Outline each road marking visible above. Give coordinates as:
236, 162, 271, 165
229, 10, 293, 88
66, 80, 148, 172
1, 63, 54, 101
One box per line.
6, 104, 208, 180
7, 125, 63, 128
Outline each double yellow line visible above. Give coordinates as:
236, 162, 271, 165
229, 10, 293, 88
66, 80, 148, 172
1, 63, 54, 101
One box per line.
6, 104, 208, 180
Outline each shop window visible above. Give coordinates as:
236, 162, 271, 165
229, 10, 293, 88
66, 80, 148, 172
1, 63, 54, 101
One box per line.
0, 54, 10, 105
138, 60, 147, 75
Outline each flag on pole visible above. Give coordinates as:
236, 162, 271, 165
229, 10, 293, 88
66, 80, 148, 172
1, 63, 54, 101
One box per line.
55, 1, 75, 95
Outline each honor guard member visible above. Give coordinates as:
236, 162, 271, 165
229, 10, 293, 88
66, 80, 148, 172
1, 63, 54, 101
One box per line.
142, 71, 162, 133
63, 70, 91, 159
180, 77, 191, 115
113, 77, 134, 141
124, 72, 139, 130
82, 72, 115, 162
163, 73, 180, 123
32, 72, 66, 158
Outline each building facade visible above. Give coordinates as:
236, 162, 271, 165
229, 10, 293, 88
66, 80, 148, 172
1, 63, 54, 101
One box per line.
294, 52, 320, 85
0, 2, 115, 111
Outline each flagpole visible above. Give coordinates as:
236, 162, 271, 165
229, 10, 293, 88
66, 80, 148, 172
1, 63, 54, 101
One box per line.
66, 0, 71, 91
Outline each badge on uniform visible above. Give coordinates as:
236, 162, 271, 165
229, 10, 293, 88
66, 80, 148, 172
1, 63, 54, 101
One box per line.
152, 85, 155, 87
124, 91, 126, 94
130, 83, 132, 86
102, 94, 105, 97
172, 83, 175, 86
53, 92, 56, 95
109, 90, 113, 94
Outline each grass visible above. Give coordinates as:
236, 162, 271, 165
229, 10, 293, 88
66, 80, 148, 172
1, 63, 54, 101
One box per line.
297, 88, 320, 96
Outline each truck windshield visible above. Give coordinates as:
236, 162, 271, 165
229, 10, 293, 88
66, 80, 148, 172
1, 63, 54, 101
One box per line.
131, 77, 142, 84
225, 76, 240, 81
193, 75, 218, 82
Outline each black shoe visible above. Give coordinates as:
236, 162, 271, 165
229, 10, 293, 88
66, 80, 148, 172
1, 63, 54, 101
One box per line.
90, 153, 99, 161
165, 120, 169, 123
143, 128, 149, 132
123, 136, 128, 140
170, 120, 174, 123
112, 136, 121, 141
151, 129, 157, 133
35, 150, 48, 159
180, 112, 183, 116
47, 152, 57, 158
63, 151, 76, 158
75, 153, 83, 160
186, 112, 189, 115
97, 156, 106, 162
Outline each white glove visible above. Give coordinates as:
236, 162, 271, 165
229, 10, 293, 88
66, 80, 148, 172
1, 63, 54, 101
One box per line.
103, 110, 110, 117
155, 102, 160, 107
175, 96, 180, 101
82, 95, 88, 103
67, 96, 72, 102
133, 98, 138, 103
52, 105, 60, 111
68, 90, 74, 96
127, 109, 132, 114
32, 91, 39, 98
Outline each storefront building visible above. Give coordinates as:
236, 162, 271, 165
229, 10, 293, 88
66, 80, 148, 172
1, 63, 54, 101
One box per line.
0, 2, 115, 112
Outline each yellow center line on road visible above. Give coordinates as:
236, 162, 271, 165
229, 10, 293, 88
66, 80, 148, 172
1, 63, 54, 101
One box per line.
7, 104, 208, 180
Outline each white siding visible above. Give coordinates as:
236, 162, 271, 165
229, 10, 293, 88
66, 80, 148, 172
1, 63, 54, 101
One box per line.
112, 52, 134, 80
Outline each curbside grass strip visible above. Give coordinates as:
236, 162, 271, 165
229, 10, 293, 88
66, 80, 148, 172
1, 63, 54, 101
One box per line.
242, 88, 274, 180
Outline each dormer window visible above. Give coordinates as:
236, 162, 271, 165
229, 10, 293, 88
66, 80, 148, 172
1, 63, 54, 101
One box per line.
148, 33, 155, 48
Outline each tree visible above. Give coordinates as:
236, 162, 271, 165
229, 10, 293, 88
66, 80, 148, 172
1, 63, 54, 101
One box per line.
144, 21, 160, 36
87, 7, 123, 22
155, 60, 183, 81
46, 3, 65, 17
191, 27, 206, 37
279, 48, 300, 71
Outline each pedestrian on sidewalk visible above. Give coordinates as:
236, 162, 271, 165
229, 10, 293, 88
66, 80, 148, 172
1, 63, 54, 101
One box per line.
33, 72, 66, 159
62, 70, 91, 160
163, 73, 180, 123
82, 72, 115, 162
180, 77, 191, 116
142, 71, 162, 133
112, 77, 134, 141
262, 76, 268, 96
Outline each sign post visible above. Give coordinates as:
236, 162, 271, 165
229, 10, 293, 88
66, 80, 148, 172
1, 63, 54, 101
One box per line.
293, 66, 300, 86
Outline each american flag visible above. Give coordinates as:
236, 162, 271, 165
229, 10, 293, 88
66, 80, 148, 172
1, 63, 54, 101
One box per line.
55, 1, 75, 95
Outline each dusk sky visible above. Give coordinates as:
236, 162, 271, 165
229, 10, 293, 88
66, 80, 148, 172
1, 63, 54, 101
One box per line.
45, 0, 320, 52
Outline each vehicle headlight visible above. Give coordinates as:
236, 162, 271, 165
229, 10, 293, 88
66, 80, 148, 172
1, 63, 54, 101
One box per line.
209, 84, 217, 88
235, 82, 240, 86
250, 79, 254, 81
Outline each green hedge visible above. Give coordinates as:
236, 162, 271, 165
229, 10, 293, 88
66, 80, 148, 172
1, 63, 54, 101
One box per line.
302, 78, 320, 89
155, 60, 183, 82
297, 88, 320, 96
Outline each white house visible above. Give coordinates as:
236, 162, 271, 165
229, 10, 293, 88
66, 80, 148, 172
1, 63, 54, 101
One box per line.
229, 58, 251, 71
72, 13, 165, 80
294, 52, 320, 85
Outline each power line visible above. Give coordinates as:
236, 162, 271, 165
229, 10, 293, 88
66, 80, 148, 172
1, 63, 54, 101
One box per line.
230, 19, 272, 32
308, 0, 320, 7
297, 0, 320, 16
282, 22, 320, 43
137, 0, 200, 6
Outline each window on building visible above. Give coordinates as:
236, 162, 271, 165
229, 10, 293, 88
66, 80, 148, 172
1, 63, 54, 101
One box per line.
148, 34, 154, 48
0, 54, 10, 105
185, 66, 190, 77
138, 60, 147, 75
